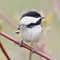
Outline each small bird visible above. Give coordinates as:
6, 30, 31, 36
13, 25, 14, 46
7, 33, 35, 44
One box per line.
16, 11, 45, 45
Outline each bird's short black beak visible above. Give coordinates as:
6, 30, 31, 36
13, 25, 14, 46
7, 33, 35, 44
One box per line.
41, 17, 45, 20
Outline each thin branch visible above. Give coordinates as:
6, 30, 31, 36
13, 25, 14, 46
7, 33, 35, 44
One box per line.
29, 44, 33, 60
0, 10, 17, 30
0, 41, 11, 60
29, 51, 32, 60
0, 31, 54, 60
52, 0, 60, 21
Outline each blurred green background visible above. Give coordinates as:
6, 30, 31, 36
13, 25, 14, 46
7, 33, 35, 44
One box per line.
0, 0, 60, 60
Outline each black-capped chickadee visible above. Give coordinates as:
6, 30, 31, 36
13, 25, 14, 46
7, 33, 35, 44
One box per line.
16, 11, 45, 44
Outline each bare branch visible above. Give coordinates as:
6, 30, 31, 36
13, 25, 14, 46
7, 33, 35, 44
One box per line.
0, 11, 17, 30
0, 31, 54, 60
0, 41, 11, 60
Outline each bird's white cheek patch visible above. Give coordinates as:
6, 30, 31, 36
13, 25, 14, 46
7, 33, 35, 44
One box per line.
20, 16, 40, 25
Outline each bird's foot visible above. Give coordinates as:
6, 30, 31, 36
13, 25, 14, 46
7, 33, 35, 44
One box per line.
19, 40, 35, 53
19, 40, 23, 47
32, 48, 35, 53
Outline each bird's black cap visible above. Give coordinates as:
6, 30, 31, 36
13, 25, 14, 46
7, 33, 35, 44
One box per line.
21, 11, 41, 19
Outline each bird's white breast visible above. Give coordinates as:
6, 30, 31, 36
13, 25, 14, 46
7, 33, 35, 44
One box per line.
20, 25, 42, 43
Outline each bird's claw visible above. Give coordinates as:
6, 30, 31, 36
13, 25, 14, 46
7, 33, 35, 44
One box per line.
19, 40, 23, 47
32, 48, 35, 53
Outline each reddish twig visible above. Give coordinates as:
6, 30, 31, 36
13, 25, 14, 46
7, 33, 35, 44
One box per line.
0, 31, 54, 60
0, 11, 17, 30
29, 44, 33, 60
0, 41, 11, 60
29, 51, 32, 60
